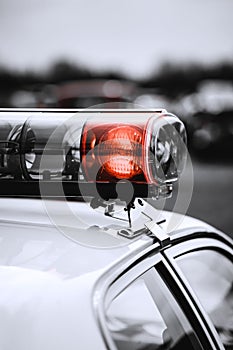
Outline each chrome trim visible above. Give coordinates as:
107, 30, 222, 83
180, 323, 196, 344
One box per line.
0, 108, 167, 113
170, 226, 233, 249
163, 236, 233, 350
93, 238, 220, 349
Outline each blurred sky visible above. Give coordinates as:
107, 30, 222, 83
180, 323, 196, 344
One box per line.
0, 0, 233, 78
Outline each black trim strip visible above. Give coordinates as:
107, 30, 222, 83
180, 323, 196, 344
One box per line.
0, 180, 150, 200
158, 258, 221, 350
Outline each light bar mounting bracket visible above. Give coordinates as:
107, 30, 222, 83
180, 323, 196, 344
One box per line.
104, 197, 171, 247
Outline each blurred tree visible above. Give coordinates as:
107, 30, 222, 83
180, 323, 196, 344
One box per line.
141, 61, 233, 98
47, 60, 92, 83
0, 60, 232, 107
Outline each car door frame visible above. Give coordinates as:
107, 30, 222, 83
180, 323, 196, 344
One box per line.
94, 242, 220, 350
163, 233, 233, 350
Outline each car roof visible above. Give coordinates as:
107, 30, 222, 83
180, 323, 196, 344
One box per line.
0, 196, 231, 349
0, 197, 221, 277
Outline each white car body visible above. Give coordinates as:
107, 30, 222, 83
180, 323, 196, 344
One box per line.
0, 109, 232, 350
0, 197, 221, 350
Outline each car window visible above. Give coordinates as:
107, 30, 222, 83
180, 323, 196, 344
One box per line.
105, 268, 203, 350
176, 249, 233, 350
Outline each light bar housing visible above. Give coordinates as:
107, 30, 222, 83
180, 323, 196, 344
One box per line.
0, 109, 187, 200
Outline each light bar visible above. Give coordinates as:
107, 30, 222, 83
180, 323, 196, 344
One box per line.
0, 109, 187, 200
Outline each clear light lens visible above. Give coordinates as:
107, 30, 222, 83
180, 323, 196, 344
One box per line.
147, 116, 187, 183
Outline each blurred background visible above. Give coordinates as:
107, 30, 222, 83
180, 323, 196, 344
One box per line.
0, 0, 232, 234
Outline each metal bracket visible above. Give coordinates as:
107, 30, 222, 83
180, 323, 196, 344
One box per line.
116, 198, 171, 247
90, 196, 171, 247
144, 221, 170, 247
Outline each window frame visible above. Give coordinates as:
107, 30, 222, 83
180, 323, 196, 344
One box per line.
95, 244, 219, 350
163, 236, 233, 350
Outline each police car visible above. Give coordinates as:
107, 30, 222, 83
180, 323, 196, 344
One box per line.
0, 109, 232, 350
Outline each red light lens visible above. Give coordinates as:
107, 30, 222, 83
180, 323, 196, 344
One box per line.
81, 123, 146, 182
80, 113, 186, 185
99, 126, 143, 179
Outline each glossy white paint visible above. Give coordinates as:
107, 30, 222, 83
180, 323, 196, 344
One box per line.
0, 266, 106, 349
0, 197, 217, 349
0, 198, 215, 275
